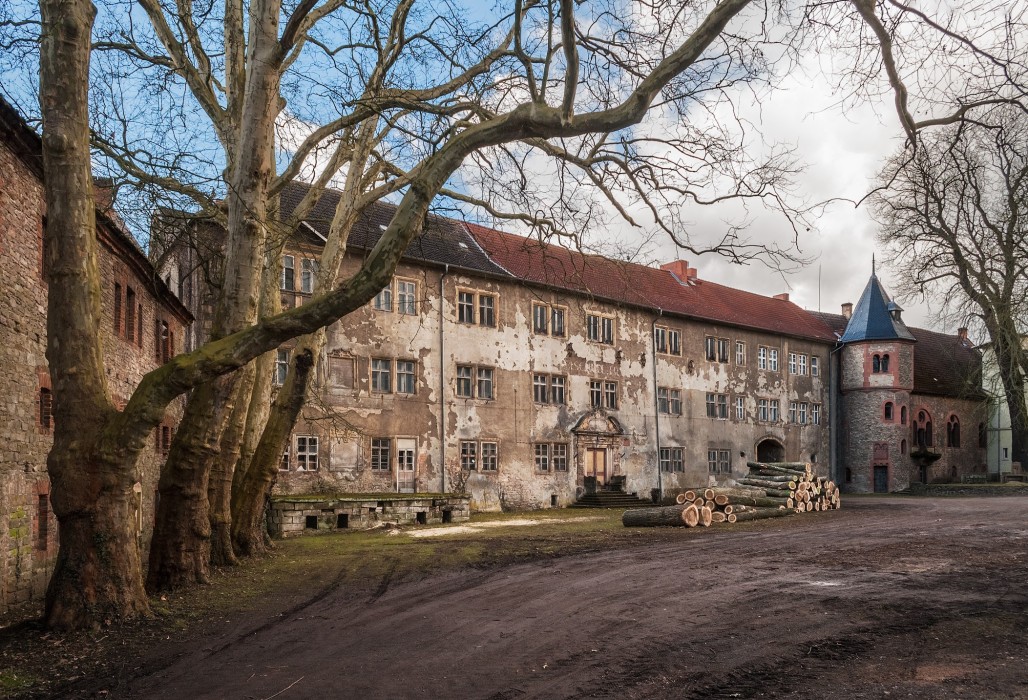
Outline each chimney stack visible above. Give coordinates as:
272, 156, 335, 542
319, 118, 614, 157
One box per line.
660, 260, 689, 280
686, 267, 698, 281
773, 293, 790, 302
841, 302, 853, 319
957, 327, 968, 341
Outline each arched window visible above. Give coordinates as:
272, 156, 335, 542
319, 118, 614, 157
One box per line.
881, 354, 890, 372
901, 406, 907, 425
914, 409, 933, 449
884, 402, 894, 421
39, 388, 52, 432
947, 415, 960, 448
901, 439, 907, 455
872, 354, 881, 372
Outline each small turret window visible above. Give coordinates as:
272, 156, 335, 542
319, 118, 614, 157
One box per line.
872, 354, 881, 372
901, 406, 907, 425
881, 354, 890, 372
884, 402, 894, 421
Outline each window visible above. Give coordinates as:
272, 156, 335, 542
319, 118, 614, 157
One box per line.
456, 365, 473, 397
882, 354, 890, 372
396, 360, 416, 394
661, 447, 684, 472
479, 294, 496, 327
374, 284, 393, 312
799, 402, 808, 424
654, 326, 667, 353
901, 406, 908, 425
884, 402, 894, 421
477, 367, 494, 399
480, 442, 498, 471
735, 396, 745, 420
705, 336, 716, 361
533, 374, 548, 403
155, 319, 171, 363
707, 449, 731, 474
810, 356, 819, 376
533, 304, 549, 334
371, 438, 392, 471
550, 375, 566, 404
655, 326, 682, 356
770, 399, 780, 422
657, 387, 682, 415
457, 290, 496, 326
947, 415, 961, 448
460, 441, 477, 470
758, 346, 768, 370
758, 398, 769, 422
532, 373, 566, 404
535, 443, 550, 471
280, 445, 290, 471
811, 403, 821, 425
736, 341, 746, 366
300, 259, 318, 294
873, 354, 881, 372
457, 291, 474, 322
114, 283, 122, 334
125, 287, 136, 342
275, 349, 289, 386
706, 393, 728, 419
668, 329, 681, 355
788, 401, 797, 423
371, 358, 392, 393
456, 365, 494, 399
587, 314, 615, 344
553, 443, 569, 471
769, 349, 779, 371
396, 280, 416, 315
788, 353, 809, 375
590, 379, 617, 409
914, 410, 933, 448
798, 354, 807, 375
718, 338, 729, 363
281, 255, 295, 291
551, 307, 566, 337
39, 388, 53, 432
296, 436, 319, 471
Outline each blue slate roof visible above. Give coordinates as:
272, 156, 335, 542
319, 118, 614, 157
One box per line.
840, 273, 916, 343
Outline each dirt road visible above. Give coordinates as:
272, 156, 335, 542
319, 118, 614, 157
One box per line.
122, 497, 1028, 699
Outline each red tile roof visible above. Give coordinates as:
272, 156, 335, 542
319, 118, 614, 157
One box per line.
466, 223, 837, 343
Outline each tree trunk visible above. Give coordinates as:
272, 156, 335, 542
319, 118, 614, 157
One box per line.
231, 349, 314, 556
208, 363, 256, 566
39, 0, 153, 628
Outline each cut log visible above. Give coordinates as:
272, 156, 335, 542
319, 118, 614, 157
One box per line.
714, 494, 729, 506
745, 472, 799, 483
682, 504, 700, 527
731, 507, 794, 522
704, 499, 716, 510
622, 505, 689, 527
675, 493, 688, 505
746, 462, 807, 476
739, 478, 797, 491
699, 506, 713, 527
706, 486, 772, 499
710, 511, 726, 523
684, 490, 698, 502
725, 495, 789, 508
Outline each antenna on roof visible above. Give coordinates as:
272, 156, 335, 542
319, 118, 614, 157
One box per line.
872, 253, 876, 276
817, 262, 821, 312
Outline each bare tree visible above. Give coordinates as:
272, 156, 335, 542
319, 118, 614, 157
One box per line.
32, 0, 1028, 628
873, 108, 1028, 471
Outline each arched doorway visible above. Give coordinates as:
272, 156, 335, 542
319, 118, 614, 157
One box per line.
756, 438, 785, 463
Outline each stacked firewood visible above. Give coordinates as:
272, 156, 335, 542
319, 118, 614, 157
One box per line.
622, 462, 840, 528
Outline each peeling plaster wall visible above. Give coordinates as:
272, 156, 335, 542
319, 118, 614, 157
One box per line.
275, 252, 833, 510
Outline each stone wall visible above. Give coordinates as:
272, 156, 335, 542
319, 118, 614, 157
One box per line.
269, 495, 471, 537
0, 130, 189, 612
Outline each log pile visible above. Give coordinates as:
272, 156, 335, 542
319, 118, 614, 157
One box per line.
622, 462, 841, 528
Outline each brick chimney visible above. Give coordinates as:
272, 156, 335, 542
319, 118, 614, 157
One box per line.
841, 302, 853, 319
686, 267, 698, 280
957, 327, 968, 341
773, 293, 790, 302
660, 260, 689, 280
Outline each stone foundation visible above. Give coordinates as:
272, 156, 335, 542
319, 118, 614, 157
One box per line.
270, 495, 471, 537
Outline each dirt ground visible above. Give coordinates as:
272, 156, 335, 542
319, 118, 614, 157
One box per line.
4, 495, 1028, 699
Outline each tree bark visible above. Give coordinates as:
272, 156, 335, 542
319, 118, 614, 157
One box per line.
39, 0, 152, 628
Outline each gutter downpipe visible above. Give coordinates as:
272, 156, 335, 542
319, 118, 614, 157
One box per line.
652, 310, 663, 502
439, 264, 449, 493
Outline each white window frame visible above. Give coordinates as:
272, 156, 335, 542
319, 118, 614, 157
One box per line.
301, 258, 318, 294
396, 279, 417, 315
274, 348, 289, 386
296, 435, 319, 471
736, 341, 746, 365
281, 255, 295, 291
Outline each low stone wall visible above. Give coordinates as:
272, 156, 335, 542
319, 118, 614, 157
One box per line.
270, 494, 471, 538
907, 483, 1028, 497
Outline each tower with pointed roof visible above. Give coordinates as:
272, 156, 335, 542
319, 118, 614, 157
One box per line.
837, 269, 917, 492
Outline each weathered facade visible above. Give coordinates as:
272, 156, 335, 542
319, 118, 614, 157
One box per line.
0, 98, 191, 610
258, 183, 835, 510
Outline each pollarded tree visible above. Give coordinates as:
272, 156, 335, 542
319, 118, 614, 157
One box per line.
34, 0, 1028, 628
873, 108, 1028, 471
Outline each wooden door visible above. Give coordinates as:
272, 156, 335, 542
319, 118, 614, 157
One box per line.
397, 438, 416, 492
873, 465, 888, 493
585, 448, 607, 485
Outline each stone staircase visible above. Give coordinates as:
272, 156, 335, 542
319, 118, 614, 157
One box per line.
570, 490, 656, 509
